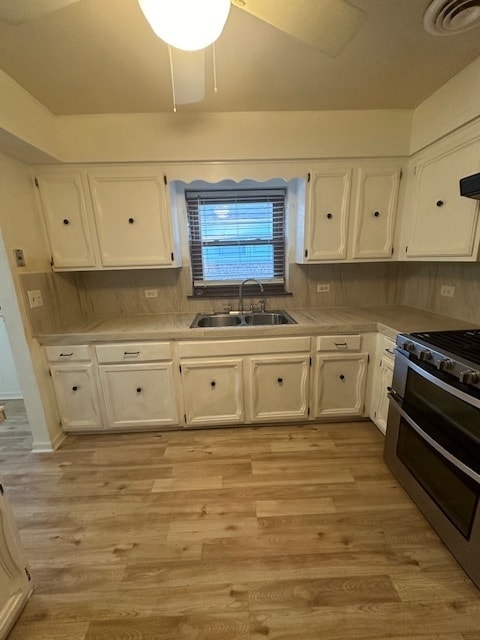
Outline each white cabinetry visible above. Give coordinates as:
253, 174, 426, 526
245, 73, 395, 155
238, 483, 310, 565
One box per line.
46, 345, 103, 432
296, 162, 401, 263
88, 168, 177, 267
403, 137, 480, 260
35, 172, 98, 269
371, 334, 396, 435
35, 167, 181, 270
0, 483, 32, 639
179, 337, 311, 427
181, 358, 244, 426
96, 342, 180, 429
312, 335, 368, 418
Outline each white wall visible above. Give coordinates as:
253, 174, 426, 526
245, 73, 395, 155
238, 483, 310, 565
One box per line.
0, 153, 64, 450
410, 55, 480, 154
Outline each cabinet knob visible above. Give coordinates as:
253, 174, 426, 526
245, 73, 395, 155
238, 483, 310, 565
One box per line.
326, 213, 333, 219
136, 387, 142, 393
373, 211, 380, 217
128, 217, 135, 224
436, 200, 444, 207
339, 374, 345, 380
72, 385, 78, 391
63, 219, 70, 225
277, 377, 283, 384
210, 381, 216, 388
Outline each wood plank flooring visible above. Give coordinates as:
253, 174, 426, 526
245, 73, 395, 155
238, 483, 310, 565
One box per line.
0, 399, 479, 640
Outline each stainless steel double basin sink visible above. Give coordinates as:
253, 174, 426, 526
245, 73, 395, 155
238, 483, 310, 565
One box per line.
190, 310, 296, 328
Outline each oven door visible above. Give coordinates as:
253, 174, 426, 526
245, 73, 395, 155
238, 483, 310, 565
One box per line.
384, 350, 480, 588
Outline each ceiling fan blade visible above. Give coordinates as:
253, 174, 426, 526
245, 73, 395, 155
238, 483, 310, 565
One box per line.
231, 0, 365, 57
0, 0, 81, 25
170, 48, 206, 106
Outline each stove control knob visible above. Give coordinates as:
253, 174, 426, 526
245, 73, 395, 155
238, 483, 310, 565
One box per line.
418, 349, 432, 361
459, 370, 480, 385
401, 341, 416, 353
437, 358, 453, 372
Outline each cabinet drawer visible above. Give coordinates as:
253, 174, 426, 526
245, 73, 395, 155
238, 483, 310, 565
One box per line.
95, 342, 172, 363
45, 345, 91, 362
179, 336, 311, 358
380, 335, 396, 359
315, 335, 362, 352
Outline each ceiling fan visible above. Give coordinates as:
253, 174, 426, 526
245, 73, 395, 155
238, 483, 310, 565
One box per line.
0, 0, 366, 107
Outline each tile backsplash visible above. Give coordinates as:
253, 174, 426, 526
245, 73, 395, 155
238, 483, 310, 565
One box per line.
20, 260, 480, 334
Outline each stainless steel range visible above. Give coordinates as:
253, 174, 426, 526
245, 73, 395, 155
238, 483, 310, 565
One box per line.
384, 329, 480, 589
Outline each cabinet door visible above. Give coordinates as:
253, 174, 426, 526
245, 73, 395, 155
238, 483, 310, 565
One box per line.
181, 358, 244, 426
352, 167, 400, 259
246, 354, 310, 422
372, 355, 394, 435
0, 486, 32, 638
313, 353, 368, 418
35, 172, 98, 269
303, 168, 352, 261
99, 363, 179, 428
406, 140, 480, 258
50, 364, 103, 431
88, 171, 175, 267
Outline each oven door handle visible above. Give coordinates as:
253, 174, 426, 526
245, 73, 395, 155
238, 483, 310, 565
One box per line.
389, 394, 480, 485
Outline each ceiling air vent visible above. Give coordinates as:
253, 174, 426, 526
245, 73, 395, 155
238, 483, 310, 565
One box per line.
424, 0, 480, 35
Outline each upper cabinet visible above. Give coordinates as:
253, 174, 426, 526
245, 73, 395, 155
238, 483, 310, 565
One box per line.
296, 161, 402, 264
35, 166, 181, 271
35, 172, 98, 269
401, 136, 480, 261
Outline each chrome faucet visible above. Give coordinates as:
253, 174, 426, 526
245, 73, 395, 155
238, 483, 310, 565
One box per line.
238, 278, 264, 313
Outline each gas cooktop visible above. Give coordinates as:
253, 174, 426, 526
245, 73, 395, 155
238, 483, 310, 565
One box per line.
409, 329, 480, 366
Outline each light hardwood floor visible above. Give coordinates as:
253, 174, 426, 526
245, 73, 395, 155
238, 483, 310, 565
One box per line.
0, 399, 479, 640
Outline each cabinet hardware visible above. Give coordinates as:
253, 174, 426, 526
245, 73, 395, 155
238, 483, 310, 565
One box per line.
373, 211, 380, 217
171, 252, 174, 261
307, 172, 311, 182
72, 386, 78, 392
436, 200, 444, 207
277, 377, 283, 384
34, 176, 39, 187
123, 351, 140, 357
210, 381, 216, 388
326, 212, 333, 219
60, 353, 74, 358
304, 249, 308, 258
128, 217, 135, 224
0, 484, 3, 495
63, 219, 70, 225
25, 568, 32, 581
136, 387, 142, 393
164, 175, 168, 185
339, 374, 345, 380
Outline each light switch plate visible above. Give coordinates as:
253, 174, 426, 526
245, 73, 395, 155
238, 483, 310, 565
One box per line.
316, 283, 331, 293
144, 289, 159, 299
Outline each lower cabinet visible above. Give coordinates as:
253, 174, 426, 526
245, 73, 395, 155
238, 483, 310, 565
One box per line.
46, 345, 103, 431
181, 358, 244, 426
311, 335, 368, 418
95, 342, 180, 429
246, 354, 310, 422
0, 482, 32, 638
179, 337, 311, 427
45, 333, 374, 432
371, 334, 396, 434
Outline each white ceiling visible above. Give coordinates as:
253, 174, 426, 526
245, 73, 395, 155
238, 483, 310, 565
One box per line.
0, 0, 480, 116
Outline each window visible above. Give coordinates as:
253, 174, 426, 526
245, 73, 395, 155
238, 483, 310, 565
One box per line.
186, 188, 287, 297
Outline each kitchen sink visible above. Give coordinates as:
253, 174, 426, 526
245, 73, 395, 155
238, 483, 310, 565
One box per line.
244, 311, 296, 325
190, 310, 296, 328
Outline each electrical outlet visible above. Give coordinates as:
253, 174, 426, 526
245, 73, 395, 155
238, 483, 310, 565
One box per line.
316, 283, 331, 293
144, 289, 159, 299
27, 289, 43, 308
440, 285, 455, 298
14, 248, 25, 267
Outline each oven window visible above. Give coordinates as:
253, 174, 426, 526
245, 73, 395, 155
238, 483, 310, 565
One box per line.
404, 368, 480, 473
397, 419, 478, 539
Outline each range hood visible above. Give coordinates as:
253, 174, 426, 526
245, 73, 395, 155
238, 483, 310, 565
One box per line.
460, 172, 480, 200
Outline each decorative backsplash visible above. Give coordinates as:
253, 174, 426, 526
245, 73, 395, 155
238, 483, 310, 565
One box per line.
19, 261, 480, 335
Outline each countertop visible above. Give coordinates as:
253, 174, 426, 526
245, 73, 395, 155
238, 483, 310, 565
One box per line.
35, 305, 478, 345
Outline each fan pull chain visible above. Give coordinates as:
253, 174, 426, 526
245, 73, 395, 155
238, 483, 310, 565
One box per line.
168, 45, 177, 112
213, 43, 219, 93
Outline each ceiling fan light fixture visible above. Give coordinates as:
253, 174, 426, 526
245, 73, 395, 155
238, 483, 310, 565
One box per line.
137, 0, 231, 51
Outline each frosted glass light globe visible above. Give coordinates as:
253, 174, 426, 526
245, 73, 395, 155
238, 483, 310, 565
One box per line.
138, 0, 231, 51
